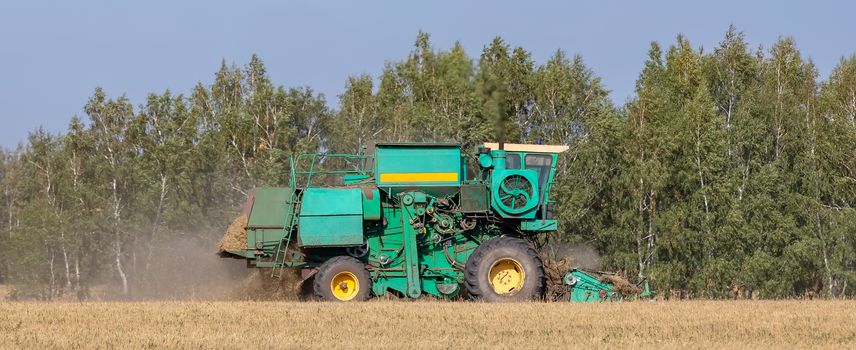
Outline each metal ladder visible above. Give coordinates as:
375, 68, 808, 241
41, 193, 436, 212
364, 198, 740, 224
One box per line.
269, 154, 369, 278
271, 159, 302, 279
271, 187, 300, 278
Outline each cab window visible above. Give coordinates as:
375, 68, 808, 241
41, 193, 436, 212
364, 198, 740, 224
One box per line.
505, 153, 521, 170
524, 154, 552, 190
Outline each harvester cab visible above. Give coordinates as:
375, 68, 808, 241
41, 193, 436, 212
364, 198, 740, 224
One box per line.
480, 143, 567, 227
218, 142, 571, 302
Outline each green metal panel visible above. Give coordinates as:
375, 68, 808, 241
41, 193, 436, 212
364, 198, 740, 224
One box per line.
375, 144, 462, 194
300, 188, 363, 216
298, 216, 363, 247
520, 219, 558, 231
247, 187, 295, 228
361, 189, 381, 221
563, 269, 616, 302
343, 174, 370, 184
250, 228, 288, 250
246, 187, 295, 253
459, 184, 489, 212
298, 188, 364, 247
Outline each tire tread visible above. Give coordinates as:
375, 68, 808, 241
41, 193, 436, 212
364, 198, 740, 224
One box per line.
313, 256, 372, 301
464, 236, 545, 301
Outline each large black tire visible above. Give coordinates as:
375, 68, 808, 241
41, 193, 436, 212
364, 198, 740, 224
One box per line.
465, 236, 545, 302
313, 256, 372, 302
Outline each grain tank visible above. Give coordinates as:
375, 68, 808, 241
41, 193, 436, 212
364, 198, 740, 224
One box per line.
221, 142, 568, 301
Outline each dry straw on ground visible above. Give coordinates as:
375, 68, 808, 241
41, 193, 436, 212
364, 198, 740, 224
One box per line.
541, 255, 571, 300
1, 300, 854, 349
598, 273, 643, 295
232, 269, 306, 301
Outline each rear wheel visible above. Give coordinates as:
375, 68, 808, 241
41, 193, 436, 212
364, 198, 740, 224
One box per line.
313, 256, 372, 301
465, 236, 545, 302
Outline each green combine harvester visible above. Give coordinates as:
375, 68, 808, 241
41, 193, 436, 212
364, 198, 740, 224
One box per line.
220, 142, 651, 302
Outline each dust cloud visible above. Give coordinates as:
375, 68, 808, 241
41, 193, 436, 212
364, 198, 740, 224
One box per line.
122, 234, 304, 301
124, 236, 249, 300
543, 241, 602, 271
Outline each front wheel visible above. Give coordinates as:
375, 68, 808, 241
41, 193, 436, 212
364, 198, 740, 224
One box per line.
313, 256, 372, 301
465, 236, 545, 302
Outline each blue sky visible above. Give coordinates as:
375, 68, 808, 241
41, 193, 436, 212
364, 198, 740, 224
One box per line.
1, 0, 854, 149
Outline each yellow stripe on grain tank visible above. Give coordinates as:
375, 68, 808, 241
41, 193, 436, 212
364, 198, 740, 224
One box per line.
379, 172, 459, 183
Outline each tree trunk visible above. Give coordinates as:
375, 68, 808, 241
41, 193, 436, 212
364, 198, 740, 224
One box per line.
74, 255, 81, 293
111, 178, 129, 296
696, 128, 710, 215
47, 243, 55, 300
815, 210, 834, 298
5, 182, 12, 237
115, 230, 128, 296
62, 238, 72, 291
144, 173, 168, 283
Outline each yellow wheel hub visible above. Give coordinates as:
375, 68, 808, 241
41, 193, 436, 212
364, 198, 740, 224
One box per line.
330, 271, 360, 301
488, 258, 525, 295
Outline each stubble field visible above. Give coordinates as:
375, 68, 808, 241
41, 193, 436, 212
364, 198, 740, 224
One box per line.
1, 300, 854, 349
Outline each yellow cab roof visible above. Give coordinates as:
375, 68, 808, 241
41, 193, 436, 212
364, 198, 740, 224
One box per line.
483, 142, 569, 154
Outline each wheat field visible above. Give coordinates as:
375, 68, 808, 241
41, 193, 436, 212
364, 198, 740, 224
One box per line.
0, 300, 854, 349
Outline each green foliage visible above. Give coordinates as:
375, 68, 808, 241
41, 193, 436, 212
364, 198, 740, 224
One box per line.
0, 29, 854, 299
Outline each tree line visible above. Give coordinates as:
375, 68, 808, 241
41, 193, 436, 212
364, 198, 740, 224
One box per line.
1, 27, 854, 299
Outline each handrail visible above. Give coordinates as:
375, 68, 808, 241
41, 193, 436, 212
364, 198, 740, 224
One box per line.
289, 156, 297, 189
289, 153, 373, 188
305, 155, 317, 188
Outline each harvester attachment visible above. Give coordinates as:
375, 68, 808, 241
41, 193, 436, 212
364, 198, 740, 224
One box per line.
562, 268, 656, 302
